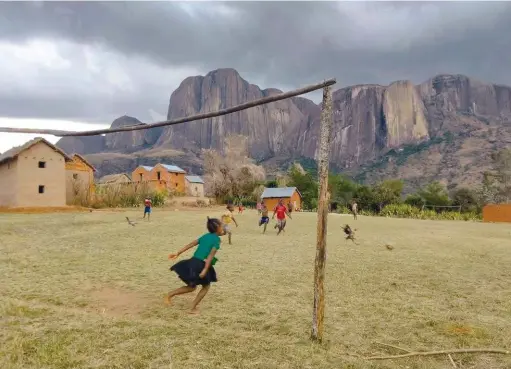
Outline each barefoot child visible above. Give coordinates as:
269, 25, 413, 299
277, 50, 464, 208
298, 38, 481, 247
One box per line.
259, 203, 270, 233
221, 205, 238, 245
143, 197, 152, 221
351, 200, 358, 220
273, 199, 292, 235
166, 217, 223, 314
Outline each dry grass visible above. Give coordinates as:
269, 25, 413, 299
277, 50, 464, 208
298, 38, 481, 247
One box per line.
0, 206, 92, 214
1, 210, 510, 369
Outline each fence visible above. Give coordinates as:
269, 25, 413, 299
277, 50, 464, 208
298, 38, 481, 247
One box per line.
482, 204, 511, 223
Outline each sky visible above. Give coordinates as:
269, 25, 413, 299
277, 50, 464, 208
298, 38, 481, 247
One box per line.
1, 1, 511, 153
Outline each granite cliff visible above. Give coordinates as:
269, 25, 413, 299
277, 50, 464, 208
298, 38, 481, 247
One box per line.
56, 69, 511, 190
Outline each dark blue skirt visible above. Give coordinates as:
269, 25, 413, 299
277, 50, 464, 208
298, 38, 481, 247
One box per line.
170, 257, 217, 287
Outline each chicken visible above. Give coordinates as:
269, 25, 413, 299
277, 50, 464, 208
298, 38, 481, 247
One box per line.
342, 224, 358, 244
126, 217, 137, 227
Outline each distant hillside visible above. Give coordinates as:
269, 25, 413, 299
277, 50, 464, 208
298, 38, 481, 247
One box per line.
57, 70, 511, 191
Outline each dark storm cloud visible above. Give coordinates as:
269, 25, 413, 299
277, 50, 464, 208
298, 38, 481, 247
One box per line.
0, 1, 511, 122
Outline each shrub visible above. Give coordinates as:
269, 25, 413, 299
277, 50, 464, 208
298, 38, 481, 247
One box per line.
151, 191, 167, 207
92, 183, 170, 208
381, 204, 481, 221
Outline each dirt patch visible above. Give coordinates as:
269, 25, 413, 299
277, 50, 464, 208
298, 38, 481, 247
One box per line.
88, 287, 151, 317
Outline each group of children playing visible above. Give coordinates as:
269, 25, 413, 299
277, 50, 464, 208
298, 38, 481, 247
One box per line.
165, 198, 293, 314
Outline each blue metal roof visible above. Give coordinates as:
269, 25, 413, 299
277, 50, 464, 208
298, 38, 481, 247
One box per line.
185, 175, 204, 184
141, 165, 154, 171
159, 163, 186, 173
261, 187, 300, 199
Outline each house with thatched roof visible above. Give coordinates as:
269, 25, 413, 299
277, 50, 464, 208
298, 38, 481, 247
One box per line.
0, 137, 73, 207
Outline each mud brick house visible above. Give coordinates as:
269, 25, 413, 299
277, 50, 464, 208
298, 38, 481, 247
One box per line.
65, 154, 96, 205
0, 137, 72, 207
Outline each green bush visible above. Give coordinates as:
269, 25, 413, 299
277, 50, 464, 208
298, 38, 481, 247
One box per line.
151, 191, 168, 207
336, 206, 352, 214
93, 184, 170, 208
381, 204, 481, 221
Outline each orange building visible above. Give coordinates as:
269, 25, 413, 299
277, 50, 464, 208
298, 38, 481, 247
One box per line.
65, 154, 96, 205
482, 204, 511, 223
152, 164, 186, 194
132, 165, 154, 183
261, 187, 302, 211
132, 163, 187, 194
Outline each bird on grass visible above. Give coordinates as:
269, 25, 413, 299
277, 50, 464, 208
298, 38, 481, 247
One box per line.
342, 224, 358, 244
385, 244, 394, 250
126, 217, 137, 227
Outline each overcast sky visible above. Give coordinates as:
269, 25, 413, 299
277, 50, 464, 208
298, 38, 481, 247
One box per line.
1, 1, 511, 152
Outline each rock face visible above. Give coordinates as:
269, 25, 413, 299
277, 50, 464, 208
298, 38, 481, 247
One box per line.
104, 115, 162, 152
297, 81, 429, 168
56, 135, 105, 156
419, 74, 511, 135
383, 80, 429, 148
55, 69, 511, 190
157, 68, 310, 160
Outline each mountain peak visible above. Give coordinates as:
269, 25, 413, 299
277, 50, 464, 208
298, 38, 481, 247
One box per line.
110, 115, 144, 128
205, 68, 241, 78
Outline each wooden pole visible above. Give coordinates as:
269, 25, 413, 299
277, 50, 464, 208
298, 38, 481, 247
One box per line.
311, 85, 333, 342
0, 79, 336, 137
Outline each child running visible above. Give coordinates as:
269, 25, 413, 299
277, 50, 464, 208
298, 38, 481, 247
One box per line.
259, 203, 270, 233
273, 199, 292, 235
256, 202, 262, 215
166, 217, 223, 314
143, 197, 152, 221
221, 204, 238, 245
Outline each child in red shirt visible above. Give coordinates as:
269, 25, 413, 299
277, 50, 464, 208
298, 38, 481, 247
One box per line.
143, 198, 152, 221
272, 199, 292, 235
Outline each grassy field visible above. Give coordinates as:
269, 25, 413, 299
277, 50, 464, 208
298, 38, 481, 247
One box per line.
1, 209, 510, 369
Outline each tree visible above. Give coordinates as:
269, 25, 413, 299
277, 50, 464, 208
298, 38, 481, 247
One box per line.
329, 174, 358, 208
203, 135, 266, 201
265, 179, 278, 188
404, 193, 424, 208
451, 187, 479, 213
488, 148, 511, 203
372, 179, 403, 212
417, 181, 451, 207
287, 164, 318, 210
479, 172, 500, 205
354, 185, 377, 212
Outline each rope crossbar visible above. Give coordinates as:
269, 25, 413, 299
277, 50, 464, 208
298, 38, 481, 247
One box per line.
0, 78, 336, 137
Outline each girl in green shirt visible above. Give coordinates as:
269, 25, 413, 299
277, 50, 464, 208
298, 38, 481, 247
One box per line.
166, 217, 223, 314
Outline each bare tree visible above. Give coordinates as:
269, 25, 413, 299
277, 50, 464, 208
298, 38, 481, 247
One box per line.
480, 148, 511, 204
203, 135, 266, 201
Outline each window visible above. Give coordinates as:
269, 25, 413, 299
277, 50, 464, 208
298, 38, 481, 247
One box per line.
73, 173, 78, 180
157, 171, 161, 180
175, 173, 178, 176
38, 185, 45, 194
175, 183, 178, 187
38, 161, 46, 168
139, 173, 143, 181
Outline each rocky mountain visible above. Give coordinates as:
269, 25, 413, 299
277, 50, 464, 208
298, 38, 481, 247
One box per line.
157, 68, 313, 160
56, 69, 511, 191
